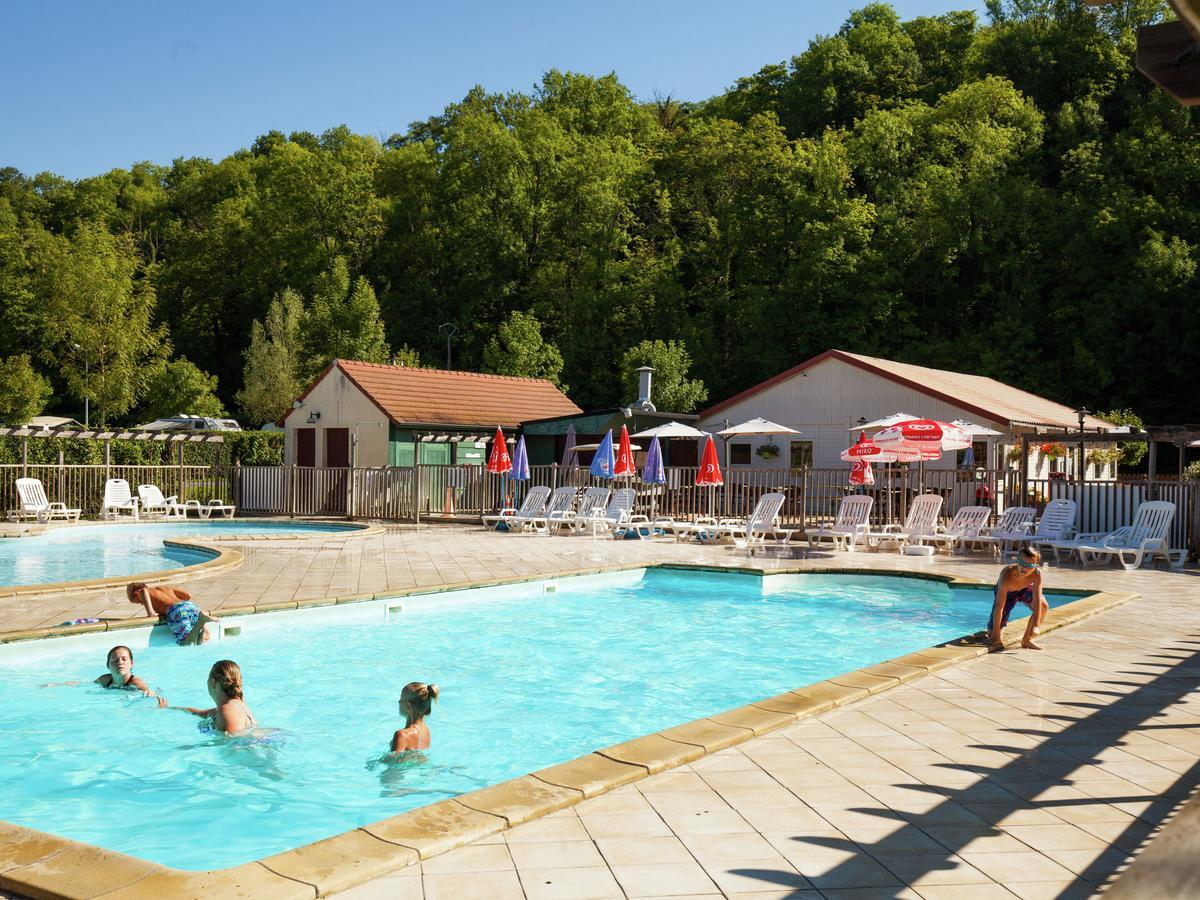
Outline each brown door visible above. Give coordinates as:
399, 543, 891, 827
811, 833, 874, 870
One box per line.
325, 428, 350, 467
296, 428, 316, 467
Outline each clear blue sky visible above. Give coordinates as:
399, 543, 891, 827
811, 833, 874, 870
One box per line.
1, 0, 988, 180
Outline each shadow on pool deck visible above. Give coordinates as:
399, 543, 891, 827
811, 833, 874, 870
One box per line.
730, 633, 1200, 896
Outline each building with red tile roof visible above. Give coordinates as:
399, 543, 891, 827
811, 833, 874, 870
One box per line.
283, 360, 581, 467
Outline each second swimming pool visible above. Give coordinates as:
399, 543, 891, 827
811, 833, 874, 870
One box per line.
0, 568, 1063, 869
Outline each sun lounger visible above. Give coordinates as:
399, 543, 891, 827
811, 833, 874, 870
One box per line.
672, 493, 791, 551
861, 494, 943, 551
481, 485, 550, 531
965, 506, 1036, 555
528, 487, 579, 534
7, 478, 81, 523
101, 479, 139, 520
562, 486, 611, 534
1051, 500, 1184, 570
138, 484, 188, 519
805, 495, 874, 552
196, 499, 236, 519
578, 487, 645, 536
914, 505, 991, 554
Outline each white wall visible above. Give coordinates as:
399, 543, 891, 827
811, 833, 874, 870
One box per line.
283, 370, 390, 467
697, 356, 1007, 470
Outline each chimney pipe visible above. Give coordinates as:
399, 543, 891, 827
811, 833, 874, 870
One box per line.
635, 366, 656, 412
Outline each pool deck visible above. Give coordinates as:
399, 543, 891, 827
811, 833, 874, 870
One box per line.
2, 523, 1199, 899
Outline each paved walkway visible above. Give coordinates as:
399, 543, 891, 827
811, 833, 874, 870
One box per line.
3, 525, 1200, 899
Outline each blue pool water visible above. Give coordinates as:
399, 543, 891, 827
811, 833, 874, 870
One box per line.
0, 569, 1066, 869
0, 521, 362, 586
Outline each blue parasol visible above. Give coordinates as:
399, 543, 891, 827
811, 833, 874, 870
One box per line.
642, 437, 665, 485
590, 429, 615, 479
508, 435, 530, 481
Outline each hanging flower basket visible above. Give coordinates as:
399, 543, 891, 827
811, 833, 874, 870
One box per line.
1006, 446, 1024, 465
1039, 442, 1067, 461
755, 444, 780, 460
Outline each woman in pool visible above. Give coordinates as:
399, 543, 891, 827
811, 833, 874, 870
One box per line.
127, 582, 219, 646
390, 682, 438, 752
95, 645, 166, 705
174, 660, 257, 735
988, 545, 1049, 651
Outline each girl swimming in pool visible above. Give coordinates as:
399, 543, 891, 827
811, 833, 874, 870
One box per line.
988, 546, 1049, 650
174, 660, 257, 735
127, 582, 219, 646
95, 645, 167, 705
390, 682, 438, 752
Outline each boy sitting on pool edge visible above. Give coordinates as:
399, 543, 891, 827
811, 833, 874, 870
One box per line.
127, 582, 220, 646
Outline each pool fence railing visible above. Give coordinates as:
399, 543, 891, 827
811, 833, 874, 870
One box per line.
5, 462, 1198, 560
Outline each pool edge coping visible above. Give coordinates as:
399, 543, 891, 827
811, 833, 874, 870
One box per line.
0, 564, 1136, 899
0, 520, 383, 611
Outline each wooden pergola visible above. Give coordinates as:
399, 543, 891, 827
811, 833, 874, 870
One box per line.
1015, 425, 1200, 500
0, 427, 224, 469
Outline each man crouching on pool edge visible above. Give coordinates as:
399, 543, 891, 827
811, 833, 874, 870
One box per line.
987, 546, 1049, 651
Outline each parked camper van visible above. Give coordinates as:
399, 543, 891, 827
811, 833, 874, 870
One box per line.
134, 415, 241, 433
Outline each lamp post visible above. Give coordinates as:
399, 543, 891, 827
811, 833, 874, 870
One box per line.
1075, 406, 1089, 479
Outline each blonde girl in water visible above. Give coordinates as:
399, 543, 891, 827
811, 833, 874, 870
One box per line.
174, 660, 257, 735
391, 682, 438, 752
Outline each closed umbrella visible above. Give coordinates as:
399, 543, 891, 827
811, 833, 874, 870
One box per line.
560, 424, 578, 467
590, 429, 616, 479
486, 426, 513, 514
614, 425, 636, 477
850, 460, 875, 486
696, 435, 723, 519
508, 435, 530, 481
642, 436, 666, 523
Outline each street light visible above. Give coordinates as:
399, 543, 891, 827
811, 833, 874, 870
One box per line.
1075, 406, 1089, 479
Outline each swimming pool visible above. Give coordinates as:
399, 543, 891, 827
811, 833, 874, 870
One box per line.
0, 520, 364, 587
0, 568, 1065, 870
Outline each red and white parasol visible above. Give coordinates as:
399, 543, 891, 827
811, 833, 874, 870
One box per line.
841, 432, 935, 463
873, 419, 970, 457
614, 424, 636, 476
849, 460, 875, 486
486, 426, 512, 474
696, 436, 724, 486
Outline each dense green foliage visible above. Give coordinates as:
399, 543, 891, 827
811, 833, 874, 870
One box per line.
1, 0, 1196, 428
0, 430, 280, 466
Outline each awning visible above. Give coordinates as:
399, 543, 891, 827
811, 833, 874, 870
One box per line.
416, 433, 492, 443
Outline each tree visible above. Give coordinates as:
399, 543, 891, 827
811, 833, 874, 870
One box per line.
1096, 408, 1147, 467
300, 258, 390, 377
39, 221, 168, 424
138, 358, 225, 420
481, 311, 566, 388
620, 340, 707, 413
0, 354, 51, 424
236, 289, 305, 425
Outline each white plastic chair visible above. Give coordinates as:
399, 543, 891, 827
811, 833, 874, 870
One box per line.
1064, 501, 1183, 570
8, 478, 81, 523
862, 494, 943, 551
677, 492, 791, 550
578, 487, 643, 536
967, 506, 1036, 555
915, 505, 992, 554
529, 487, 579, 534
481, 485, 550, 531
101, 479, 139, 520
561, 487, 611, 534
138, 484, 188, 519
805, 495, 874, 552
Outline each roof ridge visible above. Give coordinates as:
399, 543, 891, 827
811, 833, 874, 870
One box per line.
335, 359, 559, 385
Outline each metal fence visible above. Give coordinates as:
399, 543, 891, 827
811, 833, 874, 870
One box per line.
5, 462, 1198, 559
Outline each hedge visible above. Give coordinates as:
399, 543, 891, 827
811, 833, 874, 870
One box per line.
0, 431, 283, 467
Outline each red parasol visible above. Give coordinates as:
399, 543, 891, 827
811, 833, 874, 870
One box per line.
486, 427, 512, 474
614, 424, 636, 476
849, 460, 875, 486
696, 436, 724, 486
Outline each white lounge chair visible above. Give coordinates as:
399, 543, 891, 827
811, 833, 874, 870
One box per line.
578, 487, 644, 536
1053, 501, 1184, 571
196, 499, 236, 519
805, 495, 874, 552
529, 487, 579, 534
138, 484, 188, 519
915, 505, 992, 554
7, 478, 81, 523
481, 485, 550, 531
861, 494, 943, 551
101, 479, 139, 520
966, 506, 1036, 555
560, 487, 610, 534
676, 493, 791, 550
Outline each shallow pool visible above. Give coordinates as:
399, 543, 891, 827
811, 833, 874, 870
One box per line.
0, 568, 1065, 869
0, 520, 362, 587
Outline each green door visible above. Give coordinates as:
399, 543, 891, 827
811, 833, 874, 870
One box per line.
418, 442, 452, 465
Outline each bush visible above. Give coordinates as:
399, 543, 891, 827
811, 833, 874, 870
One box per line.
0, 430, 283, 467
